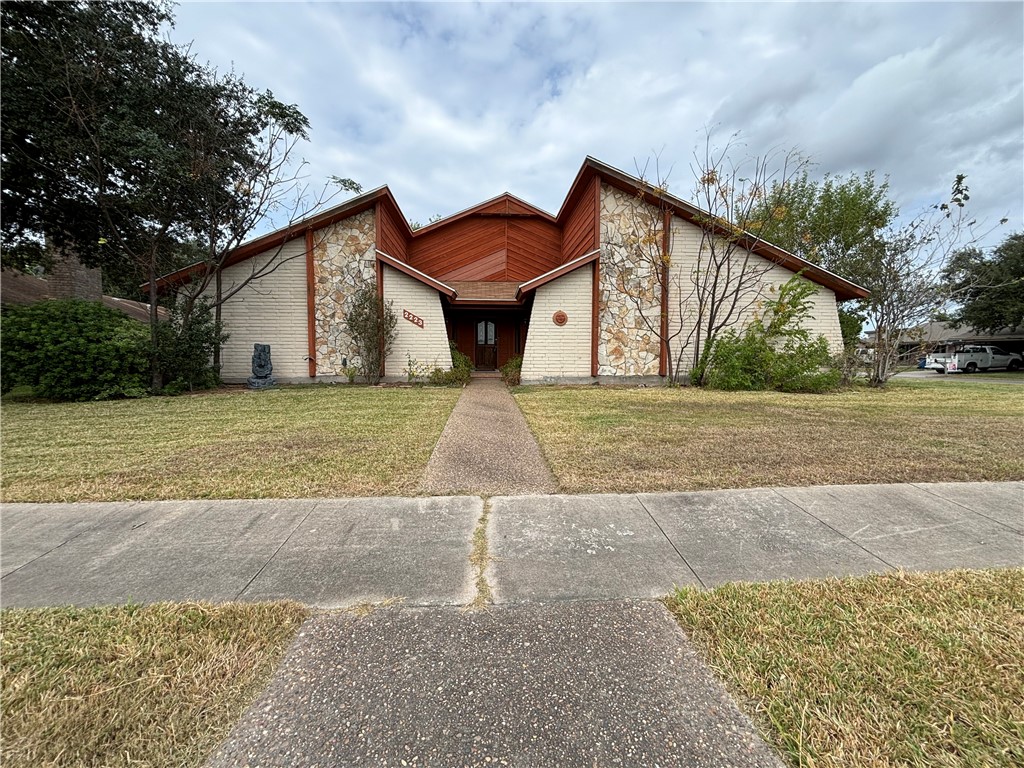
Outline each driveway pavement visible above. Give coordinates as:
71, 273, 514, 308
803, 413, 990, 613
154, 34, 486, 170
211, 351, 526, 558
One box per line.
2, 482, 1020, 608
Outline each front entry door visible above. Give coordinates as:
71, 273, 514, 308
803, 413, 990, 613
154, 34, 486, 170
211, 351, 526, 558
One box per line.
475, 320, 497, 370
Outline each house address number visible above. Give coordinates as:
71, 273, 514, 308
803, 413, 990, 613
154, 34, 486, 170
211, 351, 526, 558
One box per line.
403, 309, 424, 328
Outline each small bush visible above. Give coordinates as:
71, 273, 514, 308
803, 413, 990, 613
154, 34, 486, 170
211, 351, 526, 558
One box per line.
1, 300, 149, 401
450, 342, 472, 375
500, 354, 523, 386
427, 342, 472, 387
155, 299, 228, 394
344, 285, 397, 385
701, 276, 840, 393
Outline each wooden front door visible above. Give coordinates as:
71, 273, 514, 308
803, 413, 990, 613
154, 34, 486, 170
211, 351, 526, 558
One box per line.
475, 320, 497, 370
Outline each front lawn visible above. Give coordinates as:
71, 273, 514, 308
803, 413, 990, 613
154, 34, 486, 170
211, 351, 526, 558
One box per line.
0, 385, 461, 502
665, 569, 1024, 768
514, 380, 1024, 493
0, 601, 308, 768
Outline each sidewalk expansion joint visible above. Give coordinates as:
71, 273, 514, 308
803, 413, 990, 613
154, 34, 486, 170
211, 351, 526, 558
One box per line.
234, 501, 324, 600
465, 497, 494, 610
635, 495, 707, 590
773, 489, 899, 571
910, 483, 1023, 533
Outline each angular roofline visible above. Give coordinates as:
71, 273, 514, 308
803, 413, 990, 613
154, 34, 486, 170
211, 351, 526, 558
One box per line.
565, 156, 869, 301
376, 250, 456, 297
151, 157, 869, 302
410, 191, 556, 237
148, 186, 411, 292
516, 248, 600, 299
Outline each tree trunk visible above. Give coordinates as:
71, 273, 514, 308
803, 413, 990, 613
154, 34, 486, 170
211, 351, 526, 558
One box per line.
213, 268, 222, 372
148, 252, 162, 394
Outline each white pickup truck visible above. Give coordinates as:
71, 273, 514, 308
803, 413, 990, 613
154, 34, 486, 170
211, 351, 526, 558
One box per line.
925, 344, 1023, 373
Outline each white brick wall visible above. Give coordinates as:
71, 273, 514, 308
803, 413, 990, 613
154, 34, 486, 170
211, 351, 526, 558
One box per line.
521, 266, 594, 380
383, 265, 453, 375
208, 240, 309, 382
665, 215, 844, 375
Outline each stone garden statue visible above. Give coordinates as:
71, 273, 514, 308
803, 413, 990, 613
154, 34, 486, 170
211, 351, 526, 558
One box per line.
247, 343, 276, 389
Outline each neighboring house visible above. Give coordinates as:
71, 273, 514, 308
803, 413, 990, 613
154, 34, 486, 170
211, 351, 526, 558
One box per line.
862, 321, 1024, 360
1, 252, 164, 323
153, 157, 868, 384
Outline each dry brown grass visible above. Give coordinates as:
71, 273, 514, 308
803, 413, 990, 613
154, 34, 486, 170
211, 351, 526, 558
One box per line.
665, 569, 1024, 768
1, 385, 461, 502
0, 601, 308, 768
466, 498, 494, 610
514, 380, 1024, 492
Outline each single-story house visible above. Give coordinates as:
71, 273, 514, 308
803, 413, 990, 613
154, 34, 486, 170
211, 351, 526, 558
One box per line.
154, 157, 868, 383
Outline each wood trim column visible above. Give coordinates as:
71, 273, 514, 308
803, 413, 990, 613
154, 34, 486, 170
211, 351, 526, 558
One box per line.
591, 176, 601, 377
591, 260, 600, 377
305, 229, 316, 378
659, 210, 670, 377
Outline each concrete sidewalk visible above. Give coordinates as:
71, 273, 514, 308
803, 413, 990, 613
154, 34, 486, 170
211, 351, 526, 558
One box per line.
2, 482, 1020, 608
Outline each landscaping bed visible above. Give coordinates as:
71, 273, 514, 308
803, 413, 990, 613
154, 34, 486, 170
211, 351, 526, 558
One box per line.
514, 380, 1024, 492
0, 385, 461, 502
0, 601, 308, 768
666, 568, 1024, 768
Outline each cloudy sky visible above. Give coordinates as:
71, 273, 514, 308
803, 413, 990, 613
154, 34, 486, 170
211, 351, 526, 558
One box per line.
168, 1, 1023, 244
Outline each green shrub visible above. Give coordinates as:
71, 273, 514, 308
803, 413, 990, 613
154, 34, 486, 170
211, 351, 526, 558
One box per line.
155, 299, 228, 393
343, 284, 397, 384
701, 276, 841, 394
1, 299, 150, 401
450, 341, 472, 375
427, 342, 472, 387
500, 354, 523, 386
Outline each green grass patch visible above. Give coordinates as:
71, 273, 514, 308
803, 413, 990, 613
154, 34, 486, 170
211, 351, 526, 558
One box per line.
514, 380, 1024, 492
1, 601, 308, 768
1, 385, 461, 502
665, 569, 1024, 768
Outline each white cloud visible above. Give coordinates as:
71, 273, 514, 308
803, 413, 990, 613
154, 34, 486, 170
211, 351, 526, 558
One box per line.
168, 0, 1024, 244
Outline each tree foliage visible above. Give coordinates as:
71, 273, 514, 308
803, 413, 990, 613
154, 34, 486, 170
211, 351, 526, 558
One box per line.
700, 276, 840, 393
941, 233, 1024, 334
343, 285, 397, 384
0, 0, 347, 392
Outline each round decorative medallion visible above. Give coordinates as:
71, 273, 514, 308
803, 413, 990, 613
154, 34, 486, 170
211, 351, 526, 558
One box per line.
552, 310, 568, 326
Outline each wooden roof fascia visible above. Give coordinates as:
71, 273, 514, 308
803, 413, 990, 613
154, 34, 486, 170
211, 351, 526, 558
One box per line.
582, 156, 870, 302
554, 160, 597, 224
376, 250, 457, 297
515, 248, 600, 299
410, 192, 556, 238
147, 186, 397, 292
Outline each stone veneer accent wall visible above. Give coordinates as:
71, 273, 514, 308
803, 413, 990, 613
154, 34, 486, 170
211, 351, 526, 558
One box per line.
313, 209, 377, 375
597, 183, 662, 376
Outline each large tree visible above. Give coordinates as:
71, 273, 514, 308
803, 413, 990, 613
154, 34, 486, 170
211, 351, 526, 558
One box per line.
1, 0, 343, 391
940, 233, 1024, 334
756, 169, 996, 385
754, 170, 898, 347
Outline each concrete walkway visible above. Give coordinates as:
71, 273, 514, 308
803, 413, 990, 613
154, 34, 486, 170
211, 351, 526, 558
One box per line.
207, 601, 783, 768
2, 482, 1020, 608
3, 482, 1021, 768
420, 377, 557, 495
